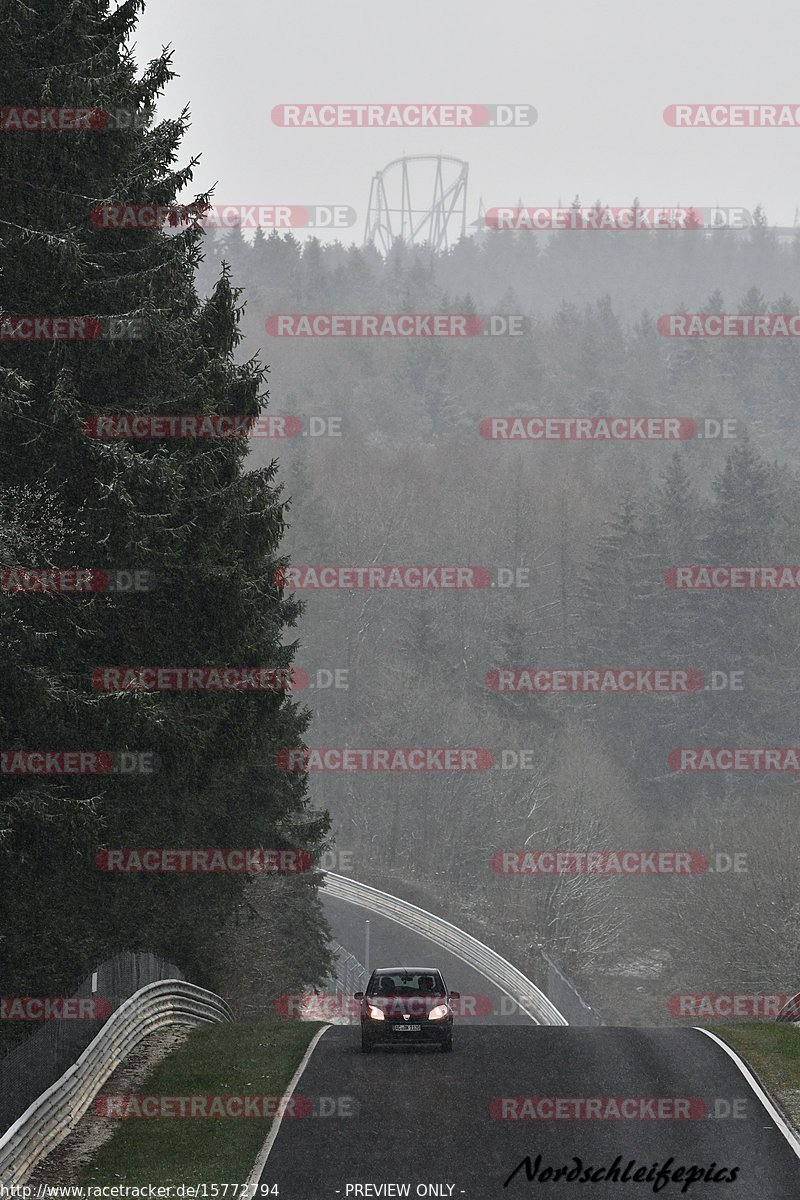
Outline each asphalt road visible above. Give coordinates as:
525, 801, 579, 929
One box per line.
259, 893, 800, 1198
259, 1024, 800, 1199
320, 892, 537, 1024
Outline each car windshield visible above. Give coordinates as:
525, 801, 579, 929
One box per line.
367, 971, 445, 995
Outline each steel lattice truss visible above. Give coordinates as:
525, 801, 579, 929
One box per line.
364, 155, 469, 255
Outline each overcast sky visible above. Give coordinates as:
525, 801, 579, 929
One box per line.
132, 0, 800, 243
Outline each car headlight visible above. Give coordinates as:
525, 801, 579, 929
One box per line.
428, 1003, 449, 1020
367, 1004, 385, 1020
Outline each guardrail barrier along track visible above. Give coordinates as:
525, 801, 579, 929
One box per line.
0, 979, 232, 1186
322, 872, 568, 1026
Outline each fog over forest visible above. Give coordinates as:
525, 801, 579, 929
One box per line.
192, 221, 800, 1023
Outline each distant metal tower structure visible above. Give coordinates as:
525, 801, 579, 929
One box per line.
364, 155, 468, 255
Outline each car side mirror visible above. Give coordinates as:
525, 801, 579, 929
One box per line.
354, 991, 363, 999
449, 991, 460, 999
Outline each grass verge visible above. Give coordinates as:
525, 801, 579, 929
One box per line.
79, 1021, 324, 1186
708, 1022, 800, 1132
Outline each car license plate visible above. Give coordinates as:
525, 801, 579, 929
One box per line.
392, 1023, 421, 1032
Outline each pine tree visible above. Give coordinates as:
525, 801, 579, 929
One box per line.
0, 0, 330, 992
486, 614, 555, 729
701, 435, 792, 750
579, 493, 647, 661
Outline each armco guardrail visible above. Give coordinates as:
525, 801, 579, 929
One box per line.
777, 993, 800, 1022
0, 979, 232, 1186
0, 951, 188, 1134
322, 872, 568, 1026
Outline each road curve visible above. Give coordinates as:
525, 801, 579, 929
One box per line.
258, 1025, 800, 1199
321, 890, 537, 1025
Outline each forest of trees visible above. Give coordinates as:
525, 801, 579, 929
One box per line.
0, 0, 331, 1018
3, 0, 800, 1034
199, 222, 800, 1022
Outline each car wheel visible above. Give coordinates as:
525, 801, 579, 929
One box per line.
440, 1035, 453, 1052
361, 1033, 373, 1053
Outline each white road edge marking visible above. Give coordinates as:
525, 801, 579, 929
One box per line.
694, 1027, 800, 1158
244, 1024, 331, 1188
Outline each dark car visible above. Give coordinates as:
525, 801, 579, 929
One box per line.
355, 966, 460, 1052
